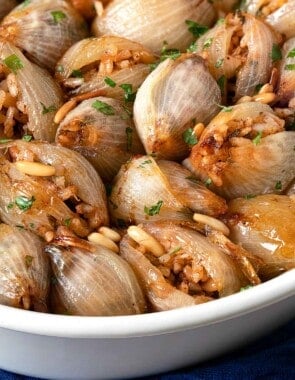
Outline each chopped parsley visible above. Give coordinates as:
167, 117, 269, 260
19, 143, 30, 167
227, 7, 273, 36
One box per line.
3, 54, 24, 74
182, 128, 198, 145
216, 103, 233, 112
203, 37, 213, 49
252, 131, 263, 145
275, 181, 282, 190
161, 41, 181, 61
51, 10, 67, 24
285, 64, 295, 71
71, 69, 83, 78
56, 64, 64, 73
22, 135, 33, 142
7, 202, 14, 209
168, 246, 182, 256
21, 0, 31, 7
104, 77, 116, 88
271, 44, 282, 62
240, 285, 253, 291
185, 20, 209, 38
92, 100, 115, 115
15, 195, 35, 211
120, 84, 136, 102
0, 138, 13, 144
144, 200, 163, 216
255, 83, 263, 93
40, 102, 57, 115
215, 58, 224, 68
287, 48, 295, 58
187, 41, 198, 53
64, 218, 71, 227
125, 127, 133, 151
217, 18, 225, 25
138, 159, 152, 168
204, 178, 212, 187
217, 75, 226, 95
244, 194, 256, 200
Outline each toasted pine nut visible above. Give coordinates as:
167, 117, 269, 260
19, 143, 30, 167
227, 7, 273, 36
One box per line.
14, 161, 56, 177
22, 295, 31, 310
44, 230, 55, 242
99, 226, 121, 242
252, 92, 276, 104
88, 232, 119, 253
236, 95, 252, 104
193, 213, 230, 236
193, 123, 205, 139
127, 226, 165, 257
54, 99, 77, 124
258, 83, 273, 94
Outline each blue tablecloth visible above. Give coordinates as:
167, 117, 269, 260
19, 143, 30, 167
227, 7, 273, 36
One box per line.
1, 319, 294, 380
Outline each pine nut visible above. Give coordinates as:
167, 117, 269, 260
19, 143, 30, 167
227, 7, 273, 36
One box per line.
258, 83, 273, 94
88, 232, 119, 253
14, 161, 56, 177
193, 123, 205, 139
193, 213, 230, 236
127, 226, 165, 257
236, 95, 252, 104
252, 92, 276, 104
54, 99, 77, 124
99, 226, 121, 242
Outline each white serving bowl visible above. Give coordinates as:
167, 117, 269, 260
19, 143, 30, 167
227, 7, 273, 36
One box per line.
0, 269, 294, 380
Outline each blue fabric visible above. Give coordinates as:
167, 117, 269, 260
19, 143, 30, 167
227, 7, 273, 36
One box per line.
1, 319, 294, 380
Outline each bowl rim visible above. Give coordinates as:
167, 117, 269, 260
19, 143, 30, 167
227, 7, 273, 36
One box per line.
0, 269, 294, 339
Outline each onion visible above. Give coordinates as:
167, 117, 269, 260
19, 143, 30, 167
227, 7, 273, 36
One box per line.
0, 223, 50, 311
226, 194, 295, 279
92, 0, 216, 54
0, 140, 109, 242
120, 221, 253, 312
276, 37, 295, 106
0, 41, 63, 142
46, 243, 146, 316
0, 0, 88, 71
56, 96, 144, 182
183, 102, 295, 199
133, 55, 221, 160
55, 36, 156, 100
109, 155, 227, 226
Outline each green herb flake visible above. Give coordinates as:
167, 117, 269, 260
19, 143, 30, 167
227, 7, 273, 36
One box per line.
215, 58, 224, 68
64, 218, 71, 227
185, 20, 208, 38
252, 131, 263, 145
275, 180, 282, 190
139, 159, 152, 168
217, 18, 225, 25
217, 75, 226, 95
29, 223, 35, 228
7, 202, 14, 210
71, 69, 83, 78
0, 138, 13, 144
168, 246, 182, 256
125, 127, 133, 151
3, 54, 24, 74
285, 64, 295, 71
104, 77, 116, 88
216, 103, 233, 112
51, 10, 67, 24
244, 194, 256, 200
15, 195, 35, 211
271, 44, 282, 62
160, 42, 181, 61
187, 41, 198, 53
149, 62, 160, 71
203, 37, 213, 49
25, 255, 33, 268
40, 102, 57, 115
182, 128, 198, 146
22, 135, 33, 142
204, 178, 212, 187
144, 200, 163, 216
120, 84, 136, 102
56, 64, 64, 73
92, 100, 115, 115
255, 83, 263, 93
21, 0, 31, 7
287, 48, 295, 58
240, 285, 253, 292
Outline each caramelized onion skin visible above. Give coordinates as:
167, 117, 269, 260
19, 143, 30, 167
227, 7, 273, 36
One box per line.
226, 194, 295, 280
